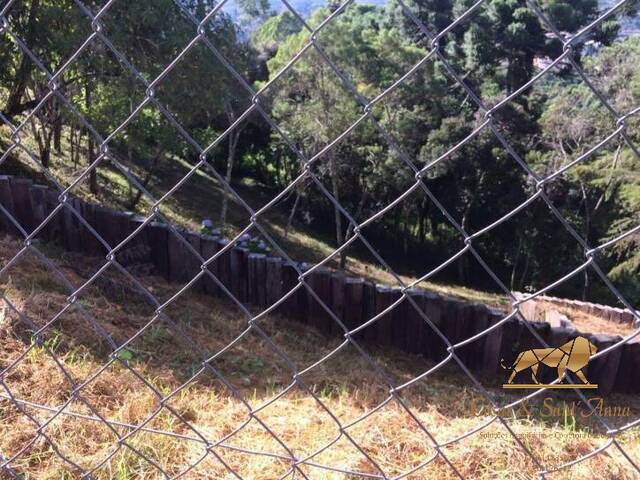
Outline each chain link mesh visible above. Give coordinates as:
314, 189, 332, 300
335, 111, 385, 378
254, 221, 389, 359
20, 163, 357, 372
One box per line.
0, 0, 639, 478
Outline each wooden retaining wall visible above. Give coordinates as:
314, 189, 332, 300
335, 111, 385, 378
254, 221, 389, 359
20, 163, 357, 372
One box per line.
0, 175, 638, 394
515, 291, 638, 326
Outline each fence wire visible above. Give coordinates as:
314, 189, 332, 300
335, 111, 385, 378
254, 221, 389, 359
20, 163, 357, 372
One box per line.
0, 0, 639, 478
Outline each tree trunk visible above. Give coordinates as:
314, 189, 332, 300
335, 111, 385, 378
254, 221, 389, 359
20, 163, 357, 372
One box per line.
29, 113, 53, 168
70, 125, 76, 166
510, 234, 523, 290
3, 0, 40, 119
88, 133, 97, 194
220, 128, 242, 227
328, 154, 343, 264
41, 144, 51, 168
285, 191, 301, 238
402, 214, 409, 257
579, 181, 590, 301
340, 189, 368, 270
128, 146, 162, 210
53, 112, 62, 153
85, 82, 98, 194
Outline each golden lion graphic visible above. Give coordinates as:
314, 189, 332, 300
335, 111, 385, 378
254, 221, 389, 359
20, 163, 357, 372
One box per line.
501, 336, 598, 385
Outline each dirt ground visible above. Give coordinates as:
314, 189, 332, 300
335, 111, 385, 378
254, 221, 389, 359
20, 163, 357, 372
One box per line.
1, 235, 639, 479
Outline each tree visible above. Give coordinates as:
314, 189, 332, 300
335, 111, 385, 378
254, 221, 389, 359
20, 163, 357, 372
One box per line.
533, 37, 640, 303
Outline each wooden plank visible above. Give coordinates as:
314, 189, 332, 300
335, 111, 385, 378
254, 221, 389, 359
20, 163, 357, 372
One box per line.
167, 228, 191, 283
343, 277, 364, 333
588, 334, 623, 395
61, 197, 83, 251
374, 285, 397, 347
79, 200, 103, 255
230, 246, 248, 303
614, 339, 640, 394
9, 177, 34, 233
28, 184, 48, 240
200, 235, 220, 296
265, 256, 283, 307
461, 304, 490, 369
43, 188, 63, 245
360, 280, 376, 343
92, 207, 128, 251
147, 222, 170, 280
248, 253, 267, 308
482, 309, 509, 374
307, 266, 333, 333
330, 271, 346, 334
452, 302, 474, 364
0, 175, 18, 235
497, 318, 527, 377
281, 261, 301, 321
131, 215, 152, 259
187, 232, 203, 292
255, 253, 267, 307
403, 289, 425, 354
248, 253, 259, 305
216, 239, 233, 297
422, 293, 446, 362
440, 297, 463, 349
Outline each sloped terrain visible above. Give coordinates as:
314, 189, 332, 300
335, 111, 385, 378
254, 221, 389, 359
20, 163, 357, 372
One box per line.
0, 236, 639, 479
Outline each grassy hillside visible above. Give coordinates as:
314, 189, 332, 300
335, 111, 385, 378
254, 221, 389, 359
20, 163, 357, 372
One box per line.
0, 235, 638, 479
0, 124, 507, 308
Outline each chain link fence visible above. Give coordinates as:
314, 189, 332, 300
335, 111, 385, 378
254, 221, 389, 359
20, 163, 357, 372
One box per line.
0, 0, 639, 478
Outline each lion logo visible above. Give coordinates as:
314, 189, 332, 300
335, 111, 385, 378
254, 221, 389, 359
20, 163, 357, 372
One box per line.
501, 336, 598, 388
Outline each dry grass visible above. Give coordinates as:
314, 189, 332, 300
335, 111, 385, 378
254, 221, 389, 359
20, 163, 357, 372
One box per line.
535, 301, 636, 338
1, 235, 639, 479
0, 125, 507, 308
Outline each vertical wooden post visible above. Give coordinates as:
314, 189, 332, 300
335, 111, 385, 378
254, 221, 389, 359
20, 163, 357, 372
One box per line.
167, 228, 192, 283
28, 184, 49, 239
0, 175, 17, 235
61, 197, 83, 252
307, 266, 333, 333
422, 293, 446, 362
482, 309, 508, 374
43, 188, 63, 245
281, 260, 300, 321
497, 318, 527, 377
187, 232, 203, 292
404, 289, 425, 354
248, 253, 267, 308
587, 334, 623, 395
79, 200, 102, 255
9, 177, 34, 233
361, 280, 376, 343
344, 277, 364, 334
216, 239, 232, 297
265, 256, 283, 308
374, 285, 398, 347
127, 214, 150, 255
230, 246, 248, 303
200, 235, 220, 296
147, 222, 170, 280
614, 339, 640, 394
330, 271, 346, 335
461, 304, 490, 369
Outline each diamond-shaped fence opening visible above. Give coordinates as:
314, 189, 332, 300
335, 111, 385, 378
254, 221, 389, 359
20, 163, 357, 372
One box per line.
1, 0, 640, 478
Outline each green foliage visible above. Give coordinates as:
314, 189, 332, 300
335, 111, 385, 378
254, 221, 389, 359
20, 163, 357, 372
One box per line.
2, 0, 638, 306
535, 37, 640, 303
116, 349, 134, 362
252, 12, 302, 54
